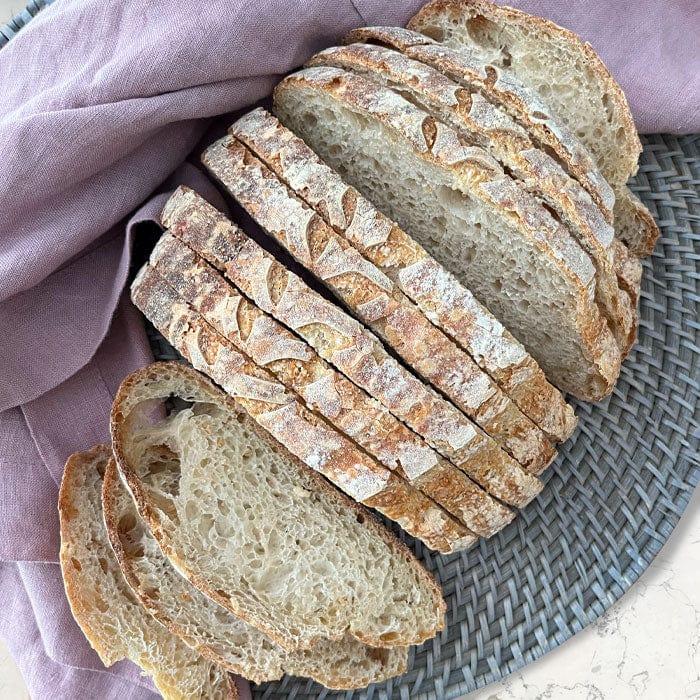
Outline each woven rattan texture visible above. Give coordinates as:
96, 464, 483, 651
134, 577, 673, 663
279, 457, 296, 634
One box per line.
2, 7, 697, 697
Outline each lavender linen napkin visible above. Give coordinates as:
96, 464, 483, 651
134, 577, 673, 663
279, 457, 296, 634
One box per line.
0, 0, 697, 698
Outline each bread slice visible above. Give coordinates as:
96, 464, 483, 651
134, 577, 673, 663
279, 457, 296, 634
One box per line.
344, 26, 614, 223
101, 459, 409, 688
305, 44, 636, 357
110, 361, 448, 653
273, 67, 621, 401
148, 234, 513, 537
129, 275, 475, 555
228, 108, 576, 443
407, 1, 659, 255
203, 135, 555, 473
58, 445, 236, 700
613, 187, 659, 258
611, 239, 643, 308
161, 186, 543, 507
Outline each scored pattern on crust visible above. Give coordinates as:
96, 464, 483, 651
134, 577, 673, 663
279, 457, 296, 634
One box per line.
161, 186, 544, 507
343, 26, 615, 222
278, 66, 596, 290
349, 23, 658, 256
273, 66, 622, 399
148, 232, 514, 536
130, 264, 477, 554
407, 0, 643, 181
230, 107, 577, 442
205, 134, 557, 473
305, 41, 635, 352
379, 41, 629, 349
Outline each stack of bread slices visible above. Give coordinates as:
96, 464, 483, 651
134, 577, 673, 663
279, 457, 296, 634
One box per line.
59, 2, 657, 696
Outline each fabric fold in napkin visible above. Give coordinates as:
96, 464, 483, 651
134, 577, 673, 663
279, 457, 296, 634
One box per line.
0, 0, 697, 697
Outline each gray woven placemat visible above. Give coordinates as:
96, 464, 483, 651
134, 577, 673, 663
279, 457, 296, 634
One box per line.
3, 6, 698, 698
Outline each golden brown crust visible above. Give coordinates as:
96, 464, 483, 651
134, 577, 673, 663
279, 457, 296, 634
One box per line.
58, 445, 117, 664
614, 188, 660, 257
611, 239, 643, 308
229, 108, 577, 443
204, 133, 554, 474
110, 361, 448, 651
162, 186, 543, 504
408, 1, 658, 257
304, 45, 636, 357
343, 25, 615, 223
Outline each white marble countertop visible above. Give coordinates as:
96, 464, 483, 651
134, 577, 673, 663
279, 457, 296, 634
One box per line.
460, 484, 700, 700
1, 485, 697, 699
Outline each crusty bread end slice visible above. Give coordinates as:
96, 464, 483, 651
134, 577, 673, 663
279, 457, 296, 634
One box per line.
614, 188, 659, 258
611, 239, 643, 308
58, 445, 236, 700
407, 0, 659, 255
102, 458, 409, 689
110, 362, 447, 652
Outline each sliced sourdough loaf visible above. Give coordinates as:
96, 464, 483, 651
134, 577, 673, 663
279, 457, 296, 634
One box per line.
161, 186, 542, 507
101, 459, 409, 688
58, 445, 236, 700
148, 234, 513, 536
273, 67, 621, 400
203, 135, 555, 473
229, 107, 576, 443
407, 1, 659, 256
343, 26, 614, 223
304, 44, 636, 356
110, 361, 447, 652
129, 275, 475, 556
